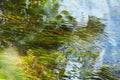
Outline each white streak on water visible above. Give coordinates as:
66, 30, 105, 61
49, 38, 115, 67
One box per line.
26, 0, 29, 8
94, 49, 105, 70
0, 9, 2, 15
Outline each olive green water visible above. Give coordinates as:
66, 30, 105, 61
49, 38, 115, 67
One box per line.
0, 0, 120, 80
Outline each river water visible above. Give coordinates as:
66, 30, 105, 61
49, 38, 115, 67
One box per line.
0, 0, 120, 79
58, 0, 120, 79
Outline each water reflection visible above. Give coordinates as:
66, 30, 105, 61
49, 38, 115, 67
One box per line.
59, 0, 120, 79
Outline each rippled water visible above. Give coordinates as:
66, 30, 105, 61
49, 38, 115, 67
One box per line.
59, 0, 120, 79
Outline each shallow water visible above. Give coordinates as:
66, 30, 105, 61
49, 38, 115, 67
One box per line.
59, 0, 120, 79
